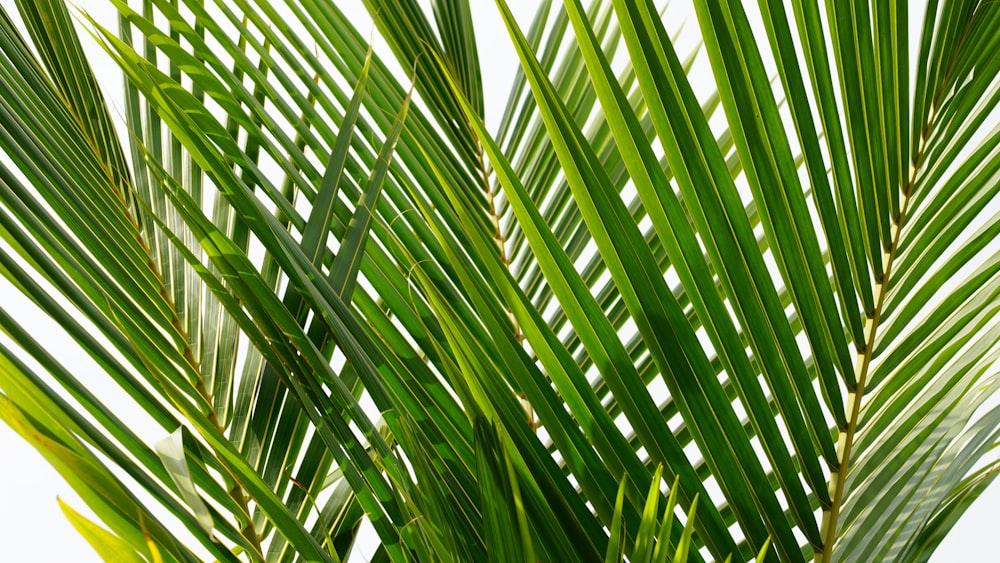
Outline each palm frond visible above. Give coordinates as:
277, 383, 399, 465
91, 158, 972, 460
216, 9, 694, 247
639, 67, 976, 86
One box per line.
0, 0, 998, 561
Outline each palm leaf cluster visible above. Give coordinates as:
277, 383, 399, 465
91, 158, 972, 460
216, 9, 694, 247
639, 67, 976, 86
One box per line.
0, 0, 998, 561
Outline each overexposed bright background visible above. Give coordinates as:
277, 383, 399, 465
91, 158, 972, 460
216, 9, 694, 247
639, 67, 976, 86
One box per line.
0, 1, 996, 561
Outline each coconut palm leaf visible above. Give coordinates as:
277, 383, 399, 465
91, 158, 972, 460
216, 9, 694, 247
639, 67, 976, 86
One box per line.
0, 0, 998, 561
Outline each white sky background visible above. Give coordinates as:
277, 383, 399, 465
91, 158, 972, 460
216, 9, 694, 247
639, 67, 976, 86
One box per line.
0, 0, 996, 561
